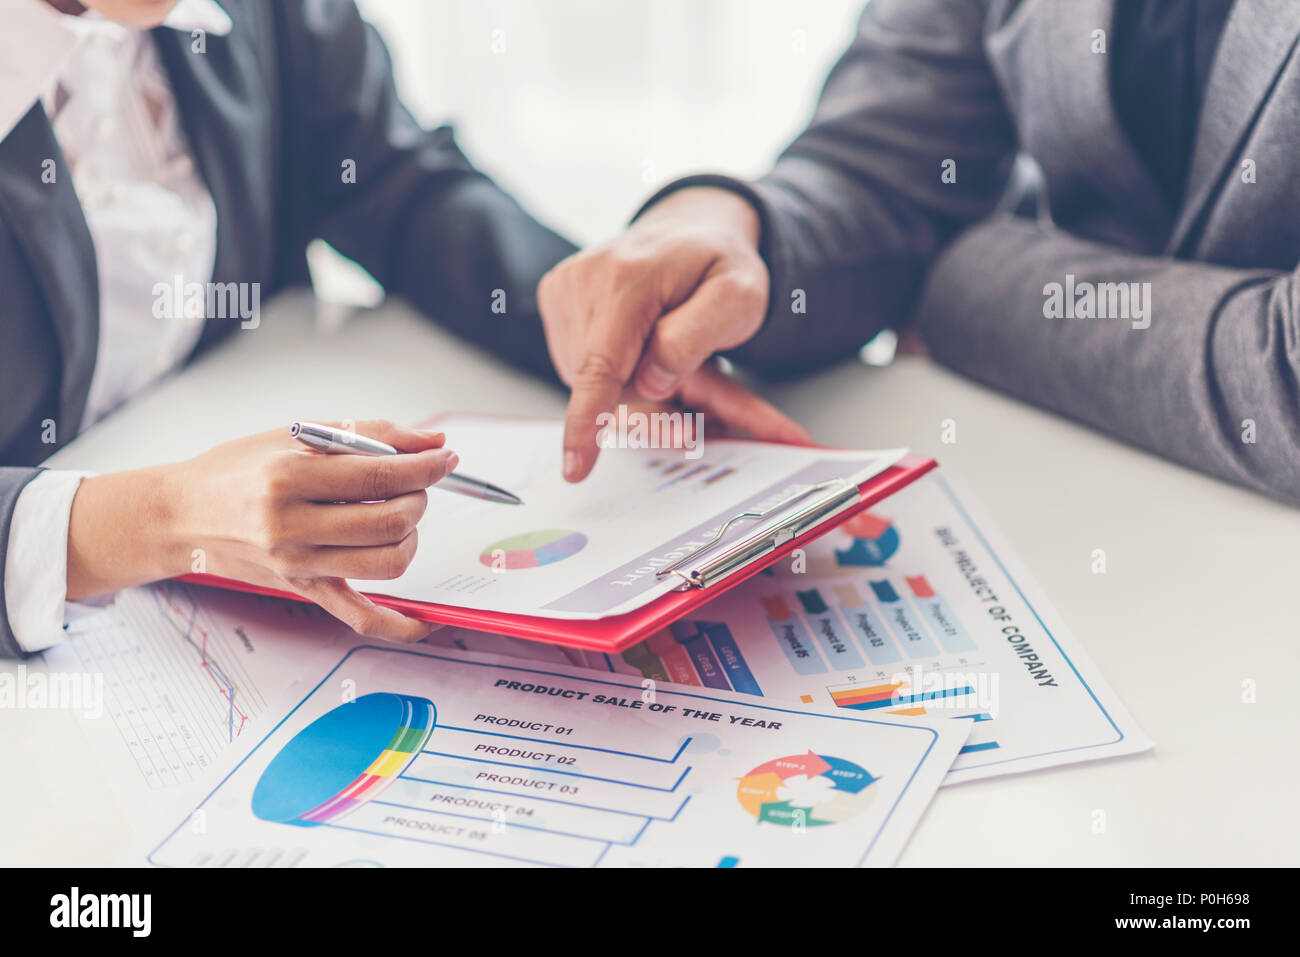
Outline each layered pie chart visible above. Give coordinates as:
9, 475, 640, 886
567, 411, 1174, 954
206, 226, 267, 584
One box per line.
835, 512, 900, 566
251, 692, 436, 827
736, 751, 877, 826
479, 529, 588, 570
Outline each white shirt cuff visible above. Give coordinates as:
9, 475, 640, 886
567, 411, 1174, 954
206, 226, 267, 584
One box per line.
4, 469, 95, 653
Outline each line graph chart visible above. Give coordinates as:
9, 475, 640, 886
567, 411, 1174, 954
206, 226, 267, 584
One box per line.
60, 582, 271, 790
151, 586, 249, 741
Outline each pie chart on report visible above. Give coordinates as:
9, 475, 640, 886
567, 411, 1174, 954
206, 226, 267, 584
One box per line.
479, 529, 588, 570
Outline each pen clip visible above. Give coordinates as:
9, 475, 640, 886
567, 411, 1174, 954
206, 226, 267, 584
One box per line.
655, 479, 860, 590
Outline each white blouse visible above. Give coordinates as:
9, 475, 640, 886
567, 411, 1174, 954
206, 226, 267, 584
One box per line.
1, 0, 232, 652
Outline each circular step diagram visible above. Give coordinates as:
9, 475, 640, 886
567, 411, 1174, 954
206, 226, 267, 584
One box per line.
736, 751, 877, 826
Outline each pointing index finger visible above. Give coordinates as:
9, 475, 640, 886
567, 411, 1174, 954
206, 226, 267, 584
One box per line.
561, 295, 653, 481
562, 351, 626, 482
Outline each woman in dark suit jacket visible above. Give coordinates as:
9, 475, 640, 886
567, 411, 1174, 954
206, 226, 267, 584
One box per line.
0, 0, 581, 653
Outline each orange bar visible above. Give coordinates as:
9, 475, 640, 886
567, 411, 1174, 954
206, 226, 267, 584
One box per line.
906, 575, 935, 598
834, 583, 862, 607
845, 511, 892, 539
830, 681, 905, 705
761, 595, 791, 619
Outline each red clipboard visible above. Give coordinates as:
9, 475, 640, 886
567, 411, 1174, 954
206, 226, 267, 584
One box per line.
179, 455, 935, 653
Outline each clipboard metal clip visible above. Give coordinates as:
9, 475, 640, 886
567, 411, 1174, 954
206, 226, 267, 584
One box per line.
655, 479, 861, 590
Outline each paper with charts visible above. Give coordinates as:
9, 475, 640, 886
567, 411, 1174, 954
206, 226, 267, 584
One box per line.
147, 645, 967, 867
368, 414, 904, 619
439, 471, 1152, 783
42, 582, 364, 848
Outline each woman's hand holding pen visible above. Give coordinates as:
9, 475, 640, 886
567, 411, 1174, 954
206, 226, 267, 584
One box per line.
66, 420, 454, 642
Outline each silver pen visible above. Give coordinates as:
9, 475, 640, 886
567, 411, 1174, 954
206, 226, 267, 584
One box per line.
290, 421, 523, 505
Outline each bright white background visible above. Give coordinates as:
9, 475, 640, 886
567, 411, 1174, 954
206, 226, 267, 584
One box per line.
355, 0, 865, 245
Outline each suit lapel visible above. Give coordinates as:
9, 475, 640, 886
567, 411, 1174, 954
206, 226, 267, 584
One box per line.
0, 6, 271, 440
1041, 0, 1172, 246
0, 104, 99, 438
1168, 0, 1300, 253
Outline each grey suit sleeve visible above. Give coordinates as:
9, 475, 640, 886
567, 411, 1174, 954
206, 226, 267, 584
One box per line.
727, 0, 1017, 374
0, 467, 43, 659
274, 0, 577, 384
914, 215, 1300, 504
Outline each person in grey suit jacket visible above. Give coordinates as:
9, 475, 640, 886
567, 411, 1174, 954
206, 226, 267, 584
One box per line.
0, 0, 806, 658
542, 0, 1300, 511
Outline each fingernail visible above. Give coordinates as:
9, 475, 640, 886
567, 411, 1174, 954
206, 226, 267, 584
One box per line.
422, 430, 446, 443
640, 362, 677, 396
446, 452, 459, 472
563, 450, 580, 480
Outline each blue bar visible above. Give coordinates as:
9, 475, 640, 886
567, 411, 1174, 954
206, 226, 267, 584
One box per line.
797, 590, 864, 670
677, 630, 731, 691
898, 685, 974, 705
869, 580, 901, 603
796, 589, 829, 614
959, 741, 1001, 754
702, 623, 763, 696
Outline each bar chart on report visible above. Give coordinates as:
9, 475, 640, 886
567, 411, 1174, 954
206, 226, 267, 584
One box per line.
580, 570, 996, 755
599, 506, 1006, 758
448, 472, 1150, 782
645, 457, 738, 493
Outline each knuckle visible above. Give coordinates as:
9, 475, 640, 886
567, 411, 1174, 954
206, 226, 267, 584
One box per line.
606, 250, 649, 282
714, 269, 750, 300
260, 455, 295, 501
378, 546, 411, 579
395, 533, 419, 576
737, 277, 767, 313
540, 254, 589, 305
267, 545, 306, 578
343, 608, 377, 636
381, 503, 411, 543
575, 352, 621, 388
362, 459, 398, 501
424, 454, 450, 487
652, 327, 695, 371
730, 271, 768, 313
256, 509, 290, 550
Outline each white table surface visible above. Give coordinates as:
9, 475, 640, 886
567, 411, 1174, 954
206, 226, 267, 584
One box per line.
4, 292, 1297, 866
